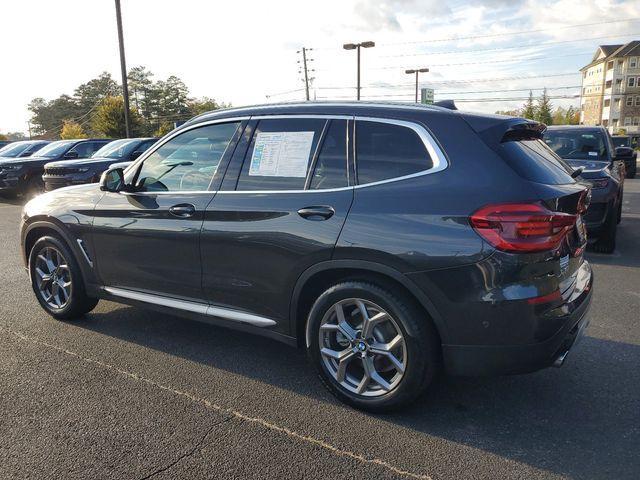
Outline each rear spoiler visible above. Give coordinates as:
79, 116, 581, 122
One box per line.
460, 113, 547, 146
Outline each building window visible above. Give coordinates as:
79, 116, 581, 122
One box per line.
624, 117, 632, 126
615, 98, 621, 107
612, 119, 618, 127
627, 96, 634, 106
634, 117, 640, 126
604, 99, 611, 107
629, 77, 636, 87
636, 96, 640, 106
630, 57, 638, 69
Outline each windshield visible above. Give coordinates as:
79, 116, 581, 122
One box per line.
0, 142, 33, 158
612, 137, 630, 148
543, 130, 607, 160
34, 140, 74, 158
91, 139, 142, 159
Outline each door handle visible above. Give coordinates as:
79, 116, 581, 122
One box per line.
297, 206, 335, 221
169, 203, 196, 218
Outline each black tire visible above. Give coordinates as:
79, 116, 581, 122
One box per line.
28, 235, 98, 320
591, 204, 617, 254
306, 281, 439, 412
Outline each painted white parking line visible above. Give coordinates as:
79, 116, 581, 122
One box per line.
2, 325, 431, 480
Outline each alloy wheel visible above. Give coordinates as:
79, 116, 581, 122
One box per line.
33, 246, 72, 310
318, 298, 407, 397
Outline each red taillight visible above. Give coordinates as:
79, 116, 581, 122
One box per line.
470, 202, 576, 253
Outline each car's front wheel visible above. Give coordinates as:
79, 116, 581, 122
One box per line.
307, 281, 439, 412
28, 235, 98, 320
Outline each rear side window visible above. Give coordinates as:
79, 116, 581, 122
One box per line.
499, 140, 575, 185
310, 120, 348, 190
237, 118, 325, 191
356, 120, 432, 185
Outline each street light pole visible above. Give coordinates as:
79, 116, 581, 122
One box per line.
343, 41, 375, 101
114, 0, 131, 137
405, 68, 429, 103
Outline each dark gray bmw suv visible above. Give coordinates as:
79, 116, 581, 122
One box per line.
20, 102, 593, 411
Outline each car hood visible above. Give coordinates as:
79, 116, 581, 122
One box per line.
44, 157, 116, 168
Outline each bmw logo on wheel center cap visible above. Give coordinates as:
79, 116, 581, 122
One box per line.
356, 341, 367, 352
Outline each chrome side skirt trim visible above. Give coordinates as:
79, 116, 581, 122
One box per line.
103, 287, 277, 327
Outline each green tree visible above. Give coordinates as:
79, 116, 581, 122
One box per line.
154, 121, 174, 137
188, 97, 230, 116
564, 106, 580, 125
535, 88, 553, 125
91, 96, 143, 138
73, 72, 119, 113
28, 95, 83, 138
521, 91, 536, 120
127, 66, 155, 119
60, 121, 87, 139
0, 133, 7, 141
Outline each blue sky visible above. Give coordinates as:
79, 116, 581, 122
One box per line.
1, 0, 639, 134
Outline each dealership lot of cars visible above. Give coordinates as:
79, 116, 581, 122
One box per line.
0, 147, 639, 477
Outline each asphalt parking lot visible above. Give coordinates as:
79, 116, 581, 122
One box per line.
1, 180, 639, 480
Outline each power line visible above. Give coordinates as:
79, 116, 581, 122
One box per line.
376, 18, 640, 46
377, 32, 640, 58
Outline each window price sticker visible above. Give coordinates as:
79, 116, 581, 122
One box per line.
249, 131, 314, 178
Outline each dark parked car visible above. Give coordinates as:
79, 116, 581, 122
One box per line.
0, 138, 111, 198
43, 137, 158, 191
0, 140, 49, 160
20, 102, 593, 411
544, 126, 624, 253
612, 135, 637, 178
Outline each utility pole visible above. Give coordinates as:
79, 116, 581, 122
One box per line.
114, 0, 131, 137
298, 47, 314, 101
27, 121, 32, 140
343, 41, 375, 100
302, 47, 310, 100
405, 68, 429, 103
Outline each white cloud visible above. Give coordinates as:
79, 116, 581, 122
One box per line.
0, 0, 638, 133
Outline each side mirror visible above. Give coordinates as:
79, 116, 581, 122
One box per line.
100, 167, 125, 192
64, 151, 79, 159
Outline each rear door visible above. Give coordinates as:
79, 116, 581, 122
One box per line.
201, 116, 354, 332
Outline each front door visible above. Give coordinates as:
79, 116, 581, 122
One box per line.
91, 120, 245, 301
201, 117, 354, 332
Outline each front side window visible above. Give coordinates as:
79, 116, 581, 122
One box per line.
236, 118, 325, 191
135, 122, 239, 192
69, 141, 105, 158
355, 120, 433, 185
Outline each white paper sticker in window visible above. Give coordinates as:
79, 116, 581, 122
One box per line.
249, 131, 314, 177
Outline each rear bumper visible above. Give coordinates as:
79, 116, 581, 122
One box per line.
442, 261, 593, 376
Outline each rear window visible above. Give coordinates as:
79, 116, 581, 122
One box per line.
543, 130, 607, 160
355, 120, 432, 185
499, 139, 575, 185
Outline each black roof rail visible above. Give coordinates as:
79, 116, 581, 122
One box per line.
433, 100, 457, 110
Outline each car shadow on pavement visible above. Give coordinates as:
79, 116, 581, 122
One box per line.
78, 307, 640, 480
586, 214, 640, 268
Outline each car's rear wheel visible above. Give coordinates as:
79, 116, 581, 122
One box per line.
29, 236, 98, 320
306, 281, 439, 412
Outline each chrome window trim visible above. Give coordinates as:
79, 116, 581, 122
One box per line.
122, 116, 250, 178
103, 286, 277, 327
118, 114, 448, 196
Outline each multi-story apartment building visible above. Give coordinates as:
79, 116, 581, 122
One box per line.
580, 41, 640, 134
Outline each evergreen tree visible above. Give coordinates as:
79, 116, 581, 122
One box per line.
91, 96, 143, 138
521, 90, 536, 120
536, 88, 553, 125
